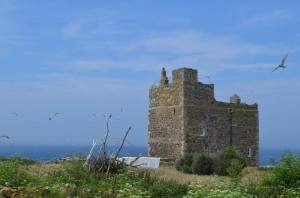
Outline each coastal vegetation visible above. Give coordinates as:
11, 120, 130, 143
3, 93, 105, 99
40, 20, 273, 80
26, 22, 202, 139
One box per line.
1, 150, 300, 197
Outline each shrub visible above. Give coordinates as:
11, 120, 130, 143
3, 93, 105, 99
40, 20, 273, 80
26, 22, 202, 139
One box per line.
175, 153, 193, 174
261, 151, 300, 189
227, 158, 247, 178
191, 153, 213, 175
84, 116, 132, 175
215, 146, 247, 176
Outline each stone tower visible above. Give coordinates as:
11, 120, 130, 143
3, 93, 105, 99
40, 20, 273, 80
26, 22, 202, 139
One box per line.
148, 67, 259, 166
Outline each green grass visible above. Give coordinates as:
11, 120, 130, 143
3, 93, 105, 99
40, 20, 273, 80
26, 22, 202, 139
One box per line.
1, 151, 300, 197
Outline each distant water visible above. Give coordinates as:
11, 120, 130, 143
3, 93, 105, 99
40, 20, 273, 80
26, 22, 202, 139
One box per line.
0, 145, 299, 166
259, 147, 300, 166
0, 144, 148, 162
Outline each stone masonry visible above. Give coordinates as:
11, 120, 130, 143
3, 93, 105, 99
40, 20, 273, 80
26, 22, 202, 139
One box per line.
148, 68, 259, 166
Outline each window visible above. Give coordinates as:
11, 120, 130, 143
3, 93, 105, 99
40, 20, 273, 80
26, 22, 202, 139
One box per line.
199, 126, 205, 136
247, 147, 252, 157
173, 108, 176, 114
204, 145, 209, 153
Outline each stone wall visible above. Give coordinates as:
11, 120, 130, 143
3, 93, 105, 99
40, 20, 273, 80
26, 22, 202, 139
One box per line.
148, 82, 184, 158
148, 68, 259, 166
183, 102, 258, 166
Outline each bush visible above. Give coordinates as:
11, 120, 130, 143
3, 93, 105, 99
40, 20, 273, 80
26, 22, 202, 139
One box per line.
175, 153, 193, 174
261, 151, 300, 189
176, 147, 247, 177
191, 153, 213, 175
227, 158, 247, 178
215, 146, 247, 176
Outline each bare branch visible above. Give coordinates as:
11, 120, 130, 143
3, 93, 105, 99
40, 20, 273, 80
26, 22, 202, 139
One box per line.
114, 127, 131, 161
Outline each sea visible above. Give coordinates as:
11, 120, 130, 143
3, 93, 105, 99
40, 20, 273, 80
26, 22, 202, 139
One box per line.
0, 144, 299, 166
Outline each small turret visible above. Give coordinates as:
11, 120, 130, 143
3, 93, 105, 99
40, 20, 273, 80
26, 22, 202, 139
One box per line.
160, 67, 169, 86
172, 68, 198, 83
230, 94, 241, 104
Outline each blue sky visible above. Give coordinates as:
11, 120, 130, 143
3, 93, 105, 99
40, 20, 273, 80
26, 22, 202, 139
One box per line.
0, 1, 300, 149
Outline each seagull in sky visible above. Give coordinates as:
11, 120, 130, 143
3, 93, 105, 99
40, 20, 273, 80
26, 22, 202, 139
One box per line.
49, 113, 59, 120
12, 113, 19, 117
272, 53, 288, 73
0, 135, 10, 139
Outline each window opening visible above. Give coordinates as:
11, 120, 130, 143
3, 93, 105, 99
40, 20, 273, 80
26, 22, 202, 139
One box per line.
199, 126, 205, 136
247, 147, 252, 157
204, 145, 209, 153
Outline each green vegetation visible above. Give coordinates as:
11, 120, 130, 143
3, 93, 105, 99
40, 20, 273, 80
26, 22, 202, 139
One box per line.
215, 146, 247, 176
1, 150, 300, 197
175, 153, 194, 174
176, 147, 246, 177
191, 153, 213, 175
0, 155, 188, 197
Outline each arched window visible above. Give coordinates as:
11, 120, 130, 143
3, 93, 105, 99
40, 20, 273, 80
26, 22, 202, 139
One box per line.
199, 126, 205, 136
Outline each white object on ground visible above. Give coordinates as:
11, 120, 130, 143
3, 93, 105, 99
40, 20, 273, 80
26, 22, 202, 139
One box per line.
119, 157, 160, 168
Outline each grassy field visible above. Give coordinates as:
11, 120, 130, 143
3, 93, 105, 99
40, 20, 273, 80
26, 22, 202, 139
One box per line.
0, 152, 300, 197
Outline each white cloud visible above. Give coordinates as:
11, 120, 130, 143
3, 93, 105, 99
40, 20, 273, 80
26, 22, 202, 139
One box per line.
62, 21, 84, 38
68, 56, 176, 72
66, 30, 284, 73
238, 10, 293, 28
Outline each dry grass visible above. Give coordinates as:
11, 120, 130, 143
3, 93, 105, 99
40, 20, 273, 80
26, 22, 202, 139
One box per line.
27, 162, 270, 190
139, 165, 270, 188
144, 165, 230, 187
29, 163, 63, 175
241, 167, 272, 187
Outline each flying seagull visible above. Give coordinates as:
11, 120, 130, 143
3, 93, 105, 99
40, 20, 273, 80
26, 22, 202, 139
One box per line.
272, 53, 288, 73
49, 113, 59, 120
12, 113, 19, 117
0, 135, 10, 139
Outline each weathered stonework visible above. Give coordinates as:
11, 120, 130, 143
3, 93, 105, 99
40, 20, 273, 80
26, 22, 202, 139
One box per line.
148, 68, 259, 166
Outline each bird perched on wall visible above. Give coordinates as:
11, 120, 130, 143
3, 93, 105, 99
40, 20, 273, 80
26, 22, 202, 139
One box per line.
272, 53, 288, 72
